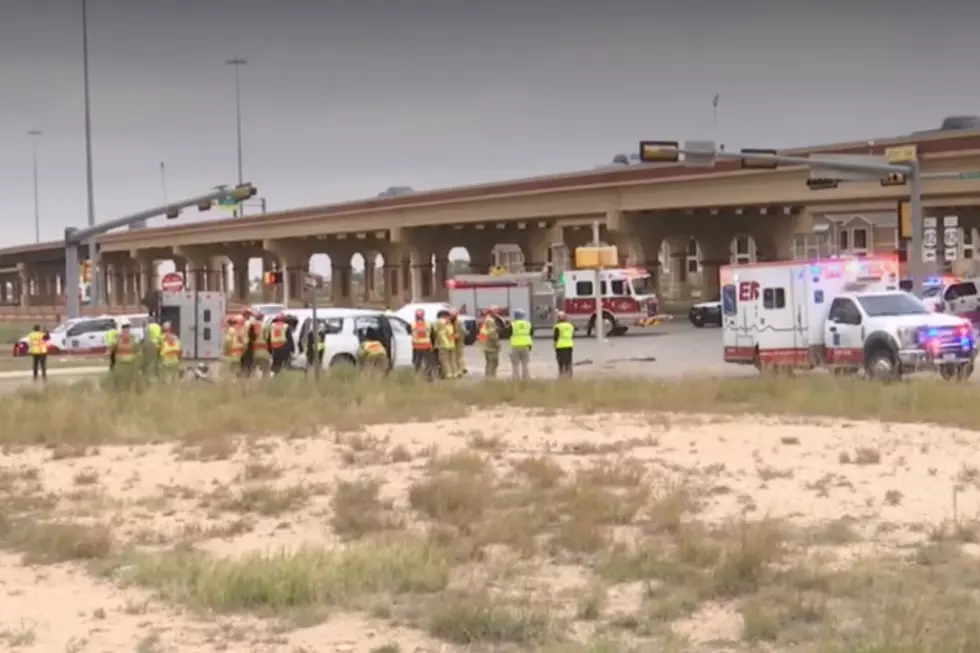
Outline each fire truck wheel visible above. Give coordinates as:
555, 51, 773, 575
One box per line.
865, 349, 899, 382
587, 313, 617, 338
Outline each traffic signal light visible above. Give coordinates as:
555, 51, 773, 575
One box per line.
230, 183, 258, 202
165, 207, 181, 220
881, 172, 907, 187
197, 200, 213, 211
807, 178, 840, 190
264, 270, 283, 285
739, 149, 779, 170
638, 141, 680, 163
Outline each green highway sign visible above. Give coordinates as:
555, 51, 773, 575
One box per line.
217, 195, 239, 206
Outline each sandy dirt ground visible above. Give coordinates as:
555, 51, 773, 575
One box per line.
2, 410, 979, 652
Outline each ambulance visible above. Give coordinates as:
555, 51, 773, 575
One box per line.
447, 267, 663, 336
721, 255, 976, 380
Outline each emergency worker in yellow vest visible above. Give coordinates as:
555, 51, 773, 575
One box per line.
477, 307, 502, 379
449, 308, 468, 376
143, 318, 163, 376
224, 316, 246, 377
28, 324, 49, 382
509, 308, 533, 380
435, 314, 460, 379
247, 311, 272, 378
105, 324, 119, 370
158, 322, 183, 382
268, 314, 293, 375
553, 310, 575, 379
411, 309, 435, 378
358, 338, 389, 373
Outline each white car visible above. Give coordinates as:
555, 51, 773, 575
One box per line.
265, 308, 416, 370
14, 313, 148, 357
395, 302, 478, 345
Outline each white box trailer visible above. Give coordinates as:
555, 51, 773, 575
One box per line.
158, 291, 226, 360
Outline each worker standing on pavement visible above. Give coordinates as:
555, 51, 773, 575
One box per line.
436, 312, 459, 379
509, 308, 533, 380
105, 322, 119, 371
144, 317, 163, 377
478, 307, 502, 379
239, 309, 255, 375
553, 310, 575, 378
358, 337, 389, 373
28, 324, 48, 383
411, 309, 434, 378
158, 321, 183, 382
268, 313, 293, 375
449, 309, 467, 376
223, 316, 246, 377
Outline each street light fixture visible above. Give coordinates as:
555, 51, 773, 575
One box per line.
27, 130, 42, 243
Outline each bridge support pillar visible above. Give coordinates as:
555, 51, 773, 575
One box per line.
227, 254, 251, 303
747, 209, 813, 262
263, 239, 315, 307
433, 256, 450, 301
172, 247, 209, 292
362, 251, 378, 303
17, 263, 28, 308
331, 264, 353, 304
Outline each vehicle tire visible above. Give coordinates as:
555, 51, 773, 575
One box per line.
587, 312, 617, 338
690, 311, 705, 328
939, 362, 973, 382
865, 348, 899, 382
329, 354, 357, 368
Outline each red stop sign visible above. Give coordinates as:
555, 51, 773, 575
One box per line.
161, 272, 185, 292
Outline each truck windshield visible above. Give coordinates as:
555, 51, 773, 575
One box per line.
629, 277, 653, 296
856, 293, 929, 316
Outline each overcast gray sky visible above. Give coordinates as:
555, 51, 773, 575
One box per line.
1, 0, 978, 249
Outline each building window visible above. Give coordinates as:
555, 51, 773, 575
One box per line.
838, 229, 849, 253
964, 228, 974, 260
852, 227, 869, 253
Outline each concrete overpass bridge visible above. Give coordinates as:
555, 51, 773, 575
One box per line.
3, 128, 980, 319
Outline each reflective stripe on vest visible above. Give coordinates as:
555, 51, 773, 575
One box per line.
554, 321, 574, 349
269, 324, 288, 348
116, 332, 136, 361
510, 320, 532, 348
412, 320, 432, 350
28, 331, 47, 355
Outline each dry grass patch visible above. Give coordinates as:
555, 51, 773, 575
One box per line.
8, 373, 980, 448
104, 535, 450, 619
331, 476, 402, 539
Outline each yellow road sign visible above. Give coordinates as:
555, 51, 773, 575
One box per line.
885, 144, 917, 164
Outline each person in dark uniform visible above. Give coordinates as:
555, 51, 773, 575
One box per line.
305, 322, 326, 373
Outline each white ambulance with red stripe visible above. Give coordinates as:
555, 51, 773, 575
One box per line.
721, 256, 976, 380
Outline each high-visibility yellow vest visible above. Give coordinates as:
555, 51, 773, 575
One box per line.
554, 322, 574, 349
147, 322, 162, 346
478, 317, 496, 344
510, 320, 532, 348
361, 340, 386, 357
225, 327, 245, 359
437, 320, 456, 350
28, 331, 47, 355
160, 335, 182, 366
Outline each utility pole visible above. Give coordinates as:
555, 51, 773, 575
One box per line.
27, 130, 42, 243
81, 0, 100, 304
226, 57, 247, 217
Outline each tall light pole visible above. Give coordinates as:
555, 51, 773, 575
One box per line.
82, 0, 100, 303
226, 57, 247, 217
27, 130, 42, 243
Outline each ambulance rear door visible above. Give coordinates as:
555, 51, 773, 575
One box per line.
755, 267, 798, 365
790, 264, 811, 351
722, 266, 758, 363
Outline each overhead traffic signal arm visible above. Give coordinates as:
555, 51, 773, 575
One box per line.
881, 172, 907, 187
